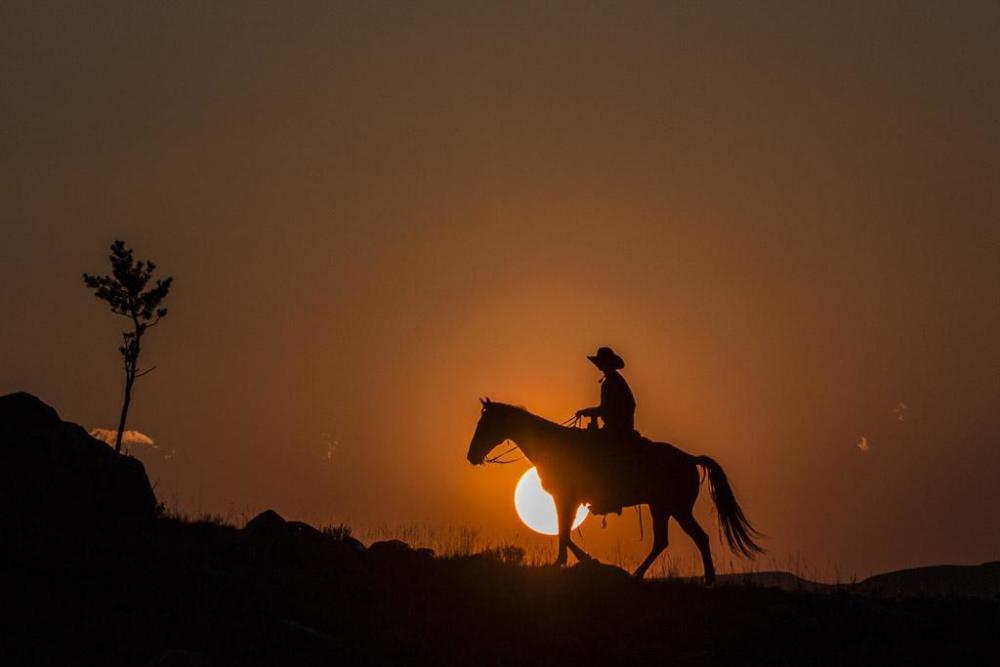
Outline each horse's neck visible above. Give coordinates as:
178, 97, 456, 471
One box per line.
507, 410, 560, 462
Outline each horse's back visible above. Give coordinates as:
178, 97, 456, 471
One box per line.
566, 428, 694, 467
635, 435, 696, 467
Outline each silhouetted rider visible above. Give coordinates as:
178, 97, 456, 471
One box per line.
575, 346, 636, 438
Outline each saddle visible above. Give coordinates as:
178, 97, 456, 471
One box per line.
577, 429, 652, 516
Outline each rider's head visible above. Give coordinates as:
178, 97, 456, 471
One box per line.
587, 346, 625, 373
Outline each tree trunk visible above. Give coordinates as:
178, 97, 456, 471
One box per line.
114, 329, 140, 455
114, 374, 133, 454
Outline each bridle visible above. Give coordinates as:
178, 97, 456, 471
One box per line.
484, 440, 524, 464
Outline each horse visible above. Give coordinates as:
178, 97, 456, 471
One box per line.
466, 398, 763, 581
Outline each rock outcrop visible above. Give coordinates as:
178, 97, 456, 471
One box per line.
243, 509, 365, 567
0, 392, 157, 538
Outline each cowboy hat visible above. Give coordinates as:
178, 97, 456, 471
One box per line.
587, 346, 624, 370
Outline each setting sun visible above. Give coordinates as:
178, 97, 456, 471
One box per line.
514, 467, 588, 535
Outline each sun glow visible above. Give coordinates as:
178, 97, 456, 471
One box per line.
514, 467, 588, 535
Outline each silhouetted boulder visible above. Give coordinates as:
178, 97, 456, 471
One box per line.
368, 538, 435, 561
245, 509, 362, 549
568, 559, 631, 584
0, 392, 157, 540
244, 509, 287, 538
243, 509, 364, 568
368, 538, 411, 553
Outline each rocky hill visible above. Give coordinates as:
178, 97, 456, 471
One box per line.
2, 393, 997, 666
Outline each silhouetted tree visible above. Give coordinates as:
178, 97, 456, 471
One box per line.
83, 240, 172, 454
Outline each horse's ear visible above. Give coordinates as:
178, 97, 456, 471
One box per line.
479, 397, 487, 407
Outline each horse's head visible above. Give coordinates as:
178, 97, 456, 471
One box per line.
466, 397, 510, 465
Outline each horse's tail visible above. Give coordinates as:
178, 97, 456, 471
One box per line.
694, 455, 764, 558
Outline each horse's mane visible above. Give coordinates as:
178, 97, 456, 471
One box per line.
493, 401, 527, 411
490, 402, 558, 423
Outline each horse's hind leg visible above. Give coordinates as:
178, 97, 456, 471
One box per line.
677, 512, 716, 584
566, 536, 595, 564
633, 507, 669, 579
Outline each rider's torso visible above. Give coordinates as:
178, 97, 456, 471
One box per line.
600, 371, 635, 433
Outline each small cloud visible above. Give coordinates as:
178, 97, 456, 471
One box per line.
90, 428, 156, 449
857, 436, 870, 453
893, 401, 908, 422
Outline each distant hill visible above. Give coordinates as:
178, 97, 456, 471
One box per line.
855, 562, 1000, 599
710, 563, 1000, 599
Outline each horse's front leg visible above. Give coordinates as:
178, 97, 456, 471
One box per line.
553, 495, 572, 566
555, 497, 595, 566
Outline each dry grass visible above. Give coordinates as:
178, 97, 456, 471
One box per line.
159, 497, 850, 584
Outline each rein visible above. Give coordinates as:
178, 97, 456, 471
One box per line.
560, 415, 582, 428
484, 440, 525, 465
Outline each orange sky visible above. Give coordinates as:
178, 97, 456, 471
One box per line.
2, 2, 999, 577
